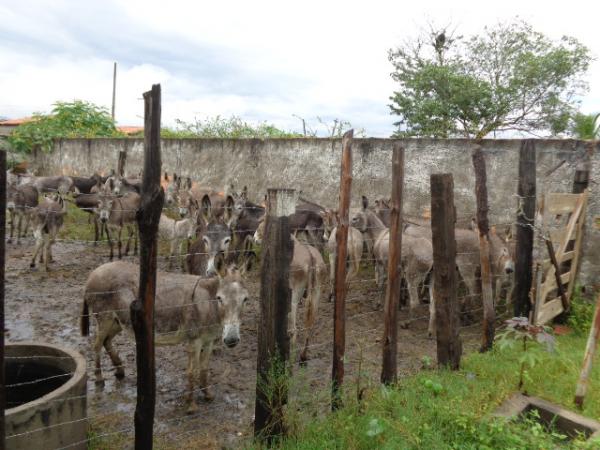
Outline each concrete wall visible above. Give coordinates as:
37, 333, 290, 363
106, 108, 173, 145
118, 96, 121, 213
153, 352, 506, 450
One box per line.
33, 137, 599, 287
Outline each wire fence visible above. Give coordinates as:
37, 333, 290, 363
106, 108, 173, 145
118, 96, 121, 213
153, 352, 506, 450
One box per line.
4, 139, 596, 448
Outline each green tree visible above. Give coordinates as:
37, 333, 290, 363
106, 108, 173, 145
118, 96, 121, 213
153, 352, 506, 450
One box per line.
9, 100, 120, 153
570, 112, 600, 139
162, 115, 302, 138
388, 20, 591, 139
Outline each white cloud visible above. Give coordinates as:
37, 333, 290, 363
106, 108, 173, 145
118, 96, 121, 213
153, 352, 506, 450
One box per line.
1, 0, 599, 136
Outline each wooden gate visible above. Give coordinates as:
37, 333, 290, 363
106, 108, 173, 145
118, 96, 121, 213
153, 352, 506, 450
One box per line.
533, 190, 588, 325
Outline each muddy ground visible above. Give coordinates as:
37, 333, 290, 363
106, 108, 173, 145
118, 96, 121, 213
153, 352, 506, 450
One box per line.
5, 235, 482, 449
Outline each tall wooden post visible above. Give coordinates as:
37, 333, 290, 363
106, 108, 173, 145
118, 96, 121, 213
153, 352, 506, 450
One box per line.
574, 292, 600, 408
111, 62, 117, 120
514, 140, 536, 318
0, 150, 6, 450
254, 189, 295, 443
381, 144, 404, 384
431, 174, 462, 369
117, 150, 127, 177
131, 84, 163, 450
332, 130, 353, 410
472, 145, 495, 352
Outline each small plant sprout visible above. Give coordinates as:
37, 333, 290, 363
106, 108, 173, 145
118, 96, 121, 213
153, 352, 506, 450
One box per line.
496, 317, 556, 392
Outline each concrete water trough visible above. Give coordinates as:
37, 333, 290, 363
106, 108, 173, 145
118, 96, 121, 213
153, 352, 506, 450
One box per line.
494, 393, 600, 442
5, 342, 87, 450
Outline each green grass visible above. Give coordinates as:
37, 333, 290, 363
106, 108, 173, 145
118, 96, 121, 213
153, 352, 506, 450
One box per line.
261, 297, 600, 450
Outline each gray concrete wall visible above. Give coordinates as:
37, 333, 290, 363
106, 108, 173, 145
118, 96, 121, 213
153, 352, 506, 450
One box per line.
33, 137, 599, 287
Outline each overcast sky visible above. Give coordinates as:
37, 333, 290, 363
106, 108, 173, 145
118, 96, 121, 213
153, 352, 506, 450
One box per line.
1, 0, 599, 137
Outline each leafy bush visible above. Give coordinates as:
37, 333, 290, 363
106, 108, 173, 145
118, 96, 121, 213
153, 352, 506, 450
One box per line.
8, 100, 121, 153
161, 116, 302, 139
568, 287, 596, 334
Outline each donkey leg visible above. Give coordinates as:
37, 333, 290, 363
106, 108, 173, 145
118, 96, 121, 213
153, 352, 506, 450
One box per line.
106, 227, 114, 260
93, 317, 114, 387
185, 342, 200, 414
289, 286, 303, 360
118, 227, 124, 258
8, 211, 14, 244
43, 234, 51, 271
30, 229, 43, 268
103, 320, 124, 379
328, 251, 336, 302
428, 283, 436, 338
300, 275, 321, 364
93, 216, 99, 246
16, 213, 23, 244
198, 341, 214, 401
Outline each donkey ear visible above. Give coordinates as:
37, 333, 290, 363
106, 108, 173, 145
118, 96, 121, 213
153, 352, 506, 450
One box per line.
361, 195, 369, 210
185, 177, 192, 190
225, 195, 235, 220
164, 172, 168, 181
241, 186, 248, 200
505, 225, 513, 241
490, 225, 497, 235
214, 253, 227, 278
201, 194, 212, 221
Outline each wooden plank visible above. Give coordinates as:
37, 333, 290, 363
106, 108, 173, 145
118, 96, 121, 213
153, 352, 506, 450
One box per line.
472, 144, 495, 352
545, 238, 570, 312
537, 297, 565, 326
574, 292, 600, 408
546, 194, 581, 215
554, 193, 586, 263
542, 251, 575, 270
381, 144, 403, 384
332, 130, 353, 409
567, 191, 588, 300
540, 271, 572, 301
431, 174, 462, 369
254, 189, 295, 442
514, 140, 536, 318
131, 83, 163, 450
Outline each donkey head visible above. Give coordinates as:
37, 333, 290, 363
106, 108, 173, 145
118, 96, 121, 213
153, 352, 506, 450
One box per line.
165, 173, 181, 206
489, 228, 515, 275
96, 195, 114, 223
203, 217, 232, 277
214, 262, 250, 348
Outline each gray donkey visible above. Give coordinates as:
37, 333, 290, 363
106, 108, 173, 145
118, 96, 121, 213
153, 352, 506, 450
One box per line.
81, 260, 250, 413
30, 193, 67, 271
7, 183, 39, 243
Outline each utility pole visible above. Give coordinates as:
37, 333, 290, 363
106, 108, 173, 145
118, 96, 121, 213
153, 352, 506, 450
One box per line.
112, 62, 117, 120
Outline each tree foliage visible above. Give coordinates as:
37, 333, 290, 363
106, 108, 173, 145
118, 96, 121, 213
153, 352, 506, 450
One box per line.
388, 20, 591, 138
161, 115, 302, 138
570, 112, 600, 139
8, 101, 120, 153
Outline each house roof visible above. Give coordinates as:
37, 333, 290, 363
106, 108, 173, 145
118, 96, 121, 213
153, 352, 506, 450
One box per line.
117, 126, 144, 135
0, 117, 34, 126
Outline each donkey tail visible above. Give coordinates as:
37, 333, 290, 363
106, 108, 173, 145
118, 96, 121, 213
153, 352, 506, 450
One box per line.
81, 295, 90, 337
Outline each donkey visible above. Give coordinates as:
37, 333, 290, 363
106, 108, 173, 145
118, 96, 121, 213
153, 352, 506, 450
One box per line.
30, 193, 67, 271
71, 173, 106, 194
104, 175, 141, 196
351, 203, 435, 333
29, 176, 74, 195
404, 222, 514, 318
159, 212, 198, 270
186, 195, 233, 277
7, 183, 39, 244
225, 186, 265, 273
321, 209, 364, 301
71, 175, 106, 246
164, 172, 182, 207
254, 219, 327, 363
96, 192, 141, 260
289, 200, 325, 251
81, 260, 249, 413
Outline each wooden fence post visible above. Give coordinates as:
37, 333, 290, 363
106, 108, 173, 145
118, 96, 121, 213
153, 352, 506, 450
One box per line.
254, 188, 295, 443
574, 292, 600, 408
0, 150, 6, 450
117, 150, 127, 177
131, 84, 164, 450
332, 130, 353, 410
514, 140, 536, 318
431, 174, 462, 369
472, 145, 495, 352
381, 144, 404, 385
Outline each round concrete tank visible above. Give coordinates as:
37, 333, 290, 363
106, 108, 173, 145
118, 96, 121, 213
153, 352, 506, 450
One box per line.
5, 342, 87, 450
